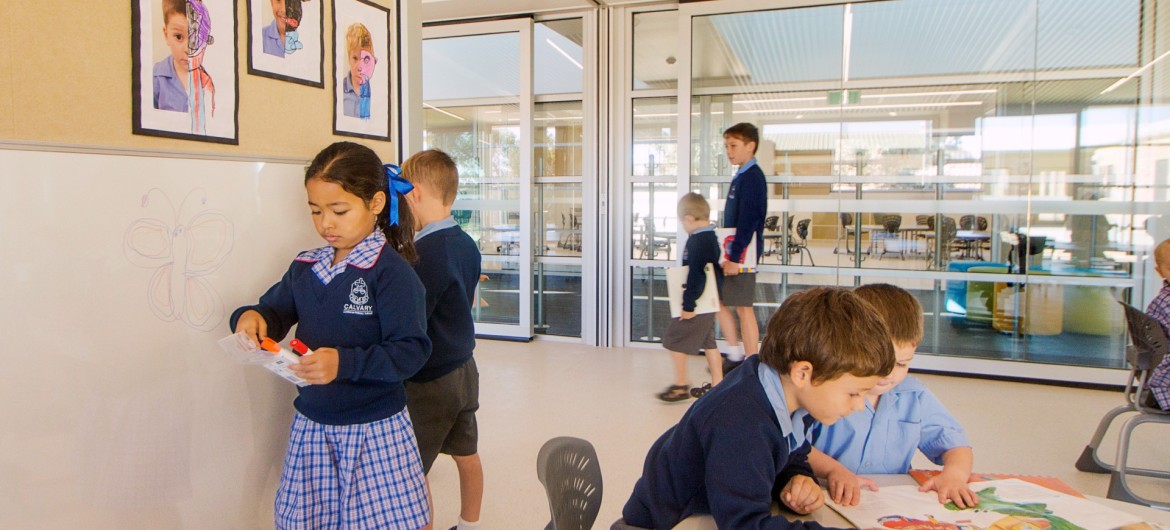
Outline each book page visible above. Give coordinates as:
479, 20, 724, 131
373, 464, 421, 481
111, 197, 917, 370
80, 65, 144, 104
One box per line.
827, 479, 1143, 530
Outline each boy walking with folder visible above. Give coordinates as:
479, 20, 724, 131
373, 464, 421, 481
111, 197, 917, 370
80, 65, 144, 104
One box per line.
658, 193, 724, 402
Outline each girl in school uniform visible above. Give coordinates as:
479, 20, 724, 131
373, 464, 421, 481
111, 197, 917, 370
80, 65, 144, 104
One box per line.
232, 141, 432, 529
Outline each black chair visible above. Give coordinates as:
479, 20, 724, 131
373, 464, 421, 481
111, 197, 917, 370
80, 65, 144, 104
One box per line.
835, 212, 866, 257
876, 214, 903, 260
634, 217, 671, 259
538, 437, 603, 530
925, 217, 957, 268
1074, 302, 1170, 509
786, 218, 815, 266
762, 215, 783, 259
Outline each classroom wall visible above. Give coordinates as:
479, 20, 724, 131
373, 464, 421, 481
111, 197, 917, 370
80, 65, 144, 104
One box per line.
0, 2, 408, 528
0, 1, 399, 162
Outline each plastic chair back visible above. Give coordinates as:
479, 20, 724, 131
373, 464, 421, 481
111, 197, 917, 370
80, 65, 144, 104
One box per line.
1119, 302, 1170, 372
537, 437, 603, 530
796, 219, 811, 241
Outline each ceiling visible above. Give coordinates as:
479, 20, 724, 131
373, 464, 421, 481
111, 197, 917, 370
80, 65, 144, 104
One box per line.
421, 0, 671, 23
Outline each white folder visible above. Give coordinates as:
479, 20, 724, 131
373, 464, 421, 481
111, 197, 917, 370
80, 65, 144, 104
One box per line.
666, 263, 720, 318
715, 228, 758, 271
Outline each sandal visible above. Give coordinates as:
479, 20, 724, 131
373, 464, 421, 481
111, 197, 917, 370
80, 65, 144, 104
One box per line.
690, 382, 712, 398
657, 384, 692, 402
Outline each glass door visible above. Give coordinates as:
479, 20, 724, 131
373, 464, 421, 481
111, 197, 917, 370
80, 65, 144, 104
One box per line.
423, 20, 534, 340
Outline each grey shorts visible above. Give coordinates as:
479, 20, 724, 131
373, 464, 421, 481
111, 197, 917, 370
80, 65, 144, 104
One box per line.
663, 313, 717, 355
720, 272, 757, 307
404, 358, 479, 474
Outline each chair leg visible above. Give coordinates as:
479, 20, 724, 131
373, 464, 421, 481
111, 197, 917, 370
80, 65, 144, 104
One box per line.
803, 247, 815, 266
1107, 414, 1170, 509
1076, 404, 1135, 473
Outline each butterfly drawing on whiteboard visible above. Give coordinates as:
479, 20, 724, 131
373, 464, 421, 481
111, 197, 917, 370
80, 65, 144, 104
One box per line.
123, 188, 234, 331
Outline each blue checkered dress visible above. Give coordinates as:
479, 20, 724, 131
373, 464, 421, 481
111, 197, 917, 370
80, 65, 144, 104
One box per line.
275, 410, 431, 529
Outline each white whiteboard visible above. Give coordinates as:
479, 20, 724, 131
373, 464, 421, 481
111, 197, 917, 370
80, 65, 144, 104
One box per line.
0, 148, 322, 528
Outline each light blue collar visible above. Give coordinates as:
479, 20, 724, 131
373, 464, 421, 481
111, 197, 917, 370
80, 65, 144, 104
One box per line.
758, 362, 814, 452
691, 224, 716, 235
735, 157, 758, 176
415, 216, 458, 242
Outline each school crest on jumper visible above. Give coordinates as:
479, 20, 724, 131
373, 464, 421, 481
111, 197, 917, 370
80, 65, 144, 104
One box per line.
344, 278, 373, 315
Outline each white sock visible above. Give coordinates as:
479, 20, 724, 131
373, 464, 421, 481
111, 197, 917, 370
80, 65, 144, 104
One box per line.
726, 345, 745, 362
457, 517, 479, 530
716, 339, 731, 353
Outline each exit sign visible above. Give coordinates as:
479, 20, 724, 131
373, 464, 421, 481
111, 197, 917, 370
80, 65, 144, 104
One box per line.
827, 90, 861, 105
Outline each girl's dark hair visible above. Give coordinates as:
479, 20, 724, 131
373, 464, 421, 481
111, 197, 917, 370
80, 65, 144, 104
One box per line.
305, 141, 417, 263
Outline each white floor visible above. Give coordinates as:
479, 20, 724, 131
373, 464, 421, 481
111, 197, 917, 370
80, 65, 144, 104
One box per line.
424, 339, 1170, 530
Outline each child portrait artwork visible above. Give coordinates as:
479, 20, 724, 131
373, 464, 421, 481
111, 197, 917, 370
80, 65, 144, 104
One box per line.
247, 0, 324, 86
133, 0, 239, 144
332, 0, 392, 141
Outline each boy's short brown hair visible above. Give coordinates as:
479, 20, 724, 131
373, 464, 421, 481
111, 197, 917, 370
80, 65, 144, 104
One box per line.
723, 122, 760, 154
760, 287, 894, 384
162, 0, 186, 23
402, 149, 459, 205
677, 192, 711, 220
853, 283, 924, 347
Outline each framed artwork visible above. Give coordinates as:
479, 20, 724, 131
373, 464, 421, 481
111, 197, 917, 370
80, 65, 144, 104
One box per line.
247, 0, 324, 87
132, 0, 240, 144
332, 0, 392, 141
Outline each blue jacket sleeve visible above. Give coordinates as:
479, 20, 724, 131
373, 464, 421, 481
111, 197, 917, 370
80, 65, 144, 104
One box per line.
681, 237, 711, 312
229, 265, 300, 342
703, 420, 833, 530
335, 261, 433, 384
729, 170, 767, 263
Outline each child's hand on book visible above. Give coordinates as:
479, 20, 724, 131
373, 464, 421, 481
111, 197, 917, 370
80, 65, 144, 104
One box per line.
827, 467, 878, 506
919, 469, 976, 508
291, 347, 338, 385
780, 474, 825, 515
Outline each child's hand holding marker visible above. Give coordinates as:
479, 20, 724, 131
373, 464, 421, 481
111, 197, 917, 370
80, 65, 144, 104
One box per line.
235, 309, 268, 347
288, 339, 339, 385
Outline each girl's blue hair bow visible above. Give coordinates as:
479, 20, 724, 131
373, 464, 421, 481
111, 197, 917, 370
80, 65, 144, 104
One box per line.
384, 164, 414, 226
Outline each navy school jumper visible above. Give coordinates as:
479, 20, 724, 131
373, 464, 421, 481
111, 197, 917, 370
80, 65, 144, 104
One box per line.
622, 356, 836, 530
230, 244, 431, 426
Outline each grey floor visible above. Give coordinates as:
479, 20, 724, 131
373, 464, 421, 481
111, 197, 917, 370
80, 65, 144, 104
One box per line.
423, 339, 1170, 530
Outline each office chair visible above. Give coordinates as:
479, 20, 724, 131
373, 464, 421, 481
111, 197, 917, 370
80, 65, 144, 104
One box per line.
788, 218, 815, 266
1075, 302, 1170, 509
763, 215, 783, 259
876, 214, 903, 260
537, 437, 603, 530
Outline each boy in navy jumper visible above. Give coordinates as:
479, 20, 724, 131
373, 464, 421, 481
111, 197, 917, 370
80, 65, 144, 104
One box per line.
658, 193, 724, 402
622, 287, 895, 530
718, 122, 768, 370
402, 149, 484, 530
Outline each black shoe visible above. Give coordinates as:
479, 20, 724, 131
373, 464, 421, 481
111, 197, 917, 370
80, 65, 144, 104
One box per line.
657, 384, 692, 403
722, 357, 744, 375
690, 382, 712, 398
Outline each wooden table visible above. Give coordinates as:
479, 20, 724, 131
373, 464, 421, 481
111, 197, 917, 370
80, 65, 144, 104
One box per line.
672, 474, 1170, 529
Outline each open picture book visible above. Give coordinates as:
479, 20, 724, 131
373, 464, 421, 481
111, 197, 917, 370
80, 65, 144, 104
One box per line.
826, 479, 1145, 530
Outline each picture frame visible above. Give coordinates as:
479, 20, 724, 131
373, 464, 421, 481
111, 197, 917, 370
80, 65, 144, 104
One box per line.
332, 0, 392, 141
132, 0, 240, 144
247, 0, 325, 87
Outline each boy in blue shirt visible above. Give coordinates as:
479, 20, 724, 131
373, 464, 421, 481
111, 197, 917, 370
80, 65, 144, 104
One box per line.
810, 283, 975, 508
623, 287, 895, 529
402, 149, 484, 530
718, 122, 767, 371
658, 193, 723, 402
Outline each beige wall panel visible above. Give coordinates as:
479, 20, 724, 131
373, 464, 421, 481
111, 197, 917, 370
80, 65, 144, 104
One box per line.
4, 1, 400, 162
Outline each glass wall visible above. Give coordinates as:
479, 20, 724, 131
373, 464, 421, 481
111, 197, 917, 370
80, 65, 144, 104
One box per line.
533, 19, 586, 338
625, 0, 1170, 375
